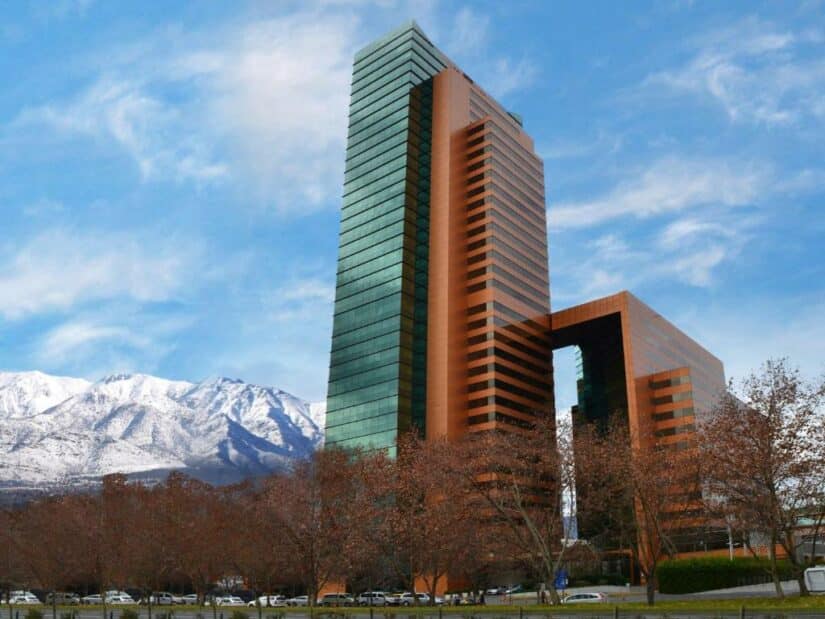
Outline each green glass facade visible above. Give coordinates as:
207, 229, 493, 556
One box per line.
325, 22, 447, 452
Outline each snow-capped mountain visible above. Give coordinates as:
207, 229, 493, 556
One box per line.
0, 371, 326, 491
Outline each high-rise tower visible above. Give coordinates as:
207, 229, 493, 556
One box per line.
325, 22, 554, 452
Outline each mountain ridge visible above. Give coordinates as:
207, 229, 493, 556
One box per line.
0, 370, 326, 491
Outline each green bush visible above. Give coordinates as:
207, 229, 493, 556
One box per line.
25, 610, 44, 619
657, 556, 794, 594
230, 611, 249, 619
121, 609, 139, 619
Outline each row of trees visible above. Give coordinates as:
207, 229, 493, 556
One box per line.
0, 359, 822, 608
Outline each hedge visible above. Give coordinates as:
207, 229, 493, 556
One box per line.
656, 556, 794, 594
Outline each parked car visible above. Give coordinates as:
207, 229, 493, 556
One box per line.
384, 593, 402, 606
248, 595, 286, 608
319, 593, 354, 607
356, 592, 389, 606
286, 595, 308, 607
805, 566, 825, 594
81, 595, 104, 605
181, 594, 199, 605
46, 592, 80, 605
562, 592, 607, 604
139, 592, 175, 605
214, 596, 245, 607
8, 592, 41, 604
398, 592, 435, 606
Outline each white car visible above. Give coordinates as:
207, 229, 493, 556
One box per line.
8, 592, 40, 604
805, 566, 825, 594
181, 594, 199, 605
107, 595, 136, 605
214, 596, 245, 607
318, 593, 354, 607
82, 595, 104, 605
141, 592, 175, 606
248, 595, 286, 608
398, 592, 435, 606
357, 592, 389, 606
562, 592, 607, 604
286, 595, 308, 607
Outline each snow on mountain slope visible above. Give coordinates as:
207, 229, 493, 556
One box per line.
0, 372, 325, 490
0, 371, 90, 419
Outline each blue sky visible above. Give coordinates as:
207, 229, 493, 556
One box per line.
0, 1, 822, 409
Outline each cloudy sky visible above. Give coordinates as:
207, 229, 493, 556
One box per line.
1, 0, 822, 408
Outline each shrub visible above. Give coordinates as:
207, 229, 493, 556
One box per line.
230, 611, 249, 619
657, 556, 794, 594
121, 609, 139, 619
25, 610, 44, 619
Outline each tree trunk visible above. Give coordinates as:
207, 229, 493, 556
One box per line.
645, 571, 656, 606
768, 536, 784, 599
797, 570, 809, 597
52, 590, 57, 619
427, 576, 439, 606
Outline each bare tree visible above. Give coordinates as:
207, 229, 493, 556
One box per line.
264, 448, 375, 606
699, 359, 825, 597
0, 506, 29, 614
575, 417, 702, 606
374, 432, 476, 603
18, 495, 87, 619
164, 473, 227, 608
457, 416, 576, 605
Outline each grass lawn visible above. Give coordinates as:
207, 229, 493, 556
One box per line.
242, 596, 825, 613
23, 597, 825, 614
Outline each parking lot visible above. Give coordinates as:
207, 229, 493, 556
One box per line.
1, 608, 824, 619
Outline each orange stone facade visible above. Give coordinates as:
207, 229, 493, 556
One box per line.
426, 66, 554, 442
551, 291, 727, 560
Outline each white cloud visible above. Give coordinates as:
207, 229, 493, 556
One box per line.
550, 156, 767, 229
189, 13, 357, 210
37, 321, 151, 363
14, 78, 228, 184
552, 209, 757, 303
282, 279, 336, 304
8, 6, 542, 211
267, 275, 336, 323
669, 244, 728, 287
0, 228, 198, 320
209, 273, 336, 401
485, 57, 538, 99
642, 17, 825, 126
34, 312, 194, 376
447, 7, 490, 56
10, 11, 358, 209
539, 132, 623, 161
676, 296, 825, 384
657, 218, 732, 249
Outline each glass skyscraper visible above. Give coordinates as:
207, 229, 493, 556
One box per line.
326, 22, 555, 453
